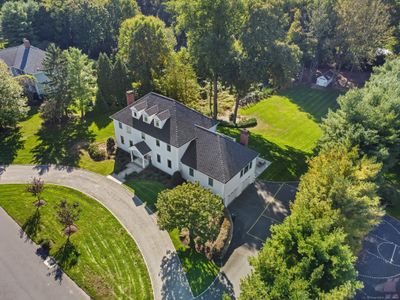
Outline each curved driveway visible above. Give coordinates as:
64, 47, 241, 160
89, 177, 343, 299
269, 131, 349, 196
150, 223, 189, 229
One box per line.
0, 165, 192, 300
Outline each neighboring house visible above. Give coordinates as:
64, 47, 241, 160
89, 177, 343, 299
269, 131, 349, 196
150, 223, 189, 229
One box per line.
0, 39, 48, 97
316, 70, 335, 87
111, 92, 269, 206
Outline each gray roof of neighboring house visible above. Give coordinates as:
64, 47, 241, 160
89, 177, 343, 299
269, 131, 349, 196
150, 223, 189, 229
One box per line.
133, 141, 151, 156
0, 43, 46, 75
181, 126, 259, 183
111, 92, 218, 148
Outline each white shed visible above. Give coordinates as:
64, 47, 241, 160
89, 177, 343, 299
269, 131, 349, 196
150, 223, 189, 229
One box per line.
316, 70, 335, 87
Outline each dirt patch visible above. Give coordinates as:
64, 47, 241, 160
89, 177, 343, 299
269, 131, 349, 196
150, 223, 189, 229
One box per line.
127, 165, 172, 187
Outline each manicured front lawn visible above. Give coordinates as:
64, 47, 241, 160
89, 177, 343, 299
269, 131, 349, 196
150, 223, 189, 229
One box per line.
124, 179, 167, 211
0, 184, 152, 300
221, 86, 340, 181
126, 179, 220, 296
0, 108, 116, 175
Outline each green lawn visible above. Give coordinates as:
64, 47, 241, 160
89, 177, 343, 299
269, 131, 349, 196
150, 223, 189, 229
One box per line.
0, 184, 152, 300
221, 86, 340, 181
0, 108, 116, 175
125, 179, 220, 296
124, 179, 167, 211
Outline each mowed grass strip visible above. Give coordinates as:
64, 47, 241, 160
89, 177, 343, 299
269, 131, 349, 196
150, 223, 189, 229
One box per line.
125, 179, 220, 296
0, 184, 152, 300
221, 86, 340, 181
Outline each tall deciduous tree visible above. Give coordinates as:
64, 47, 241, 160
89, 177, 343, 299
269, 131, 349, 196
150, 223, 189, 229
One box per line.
0, 0, 39, 46
241, 0, 301, 88
65, 48, 96, 119
159, 48, 200, 104
167, 0, 243, 119
320, 59, 400, 171
334, 0, 392, 69
156, 182, 224, 245
0, 62, 27, 129
118, 15, 172, 95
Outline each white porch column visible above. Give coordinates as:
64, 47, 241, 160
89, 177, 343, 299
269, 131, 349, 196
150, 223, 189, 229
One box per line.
142, 156, 145, 168
130, 149, 134, 162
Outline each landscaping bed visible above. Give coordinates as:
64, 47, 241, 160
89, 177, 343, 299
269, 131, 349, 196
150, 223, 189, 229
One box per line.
0, 184, 152, 300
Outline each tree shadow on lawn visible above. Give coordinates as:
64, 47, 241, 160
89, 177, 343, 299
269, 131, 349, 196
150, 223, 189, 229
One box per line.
20, 209, 41, 241
31, 120, 96, 168
0, 127, 24, 165
86, 108, 116, 130
220, 127, 310, 181
51, 239, 80, 282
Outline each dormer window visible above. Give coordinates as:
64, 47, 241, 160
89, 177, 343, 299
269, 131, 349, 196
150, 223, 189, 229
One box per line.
155, 119, 160, 128
133, 111, 138, 118
144, 115, 148, 123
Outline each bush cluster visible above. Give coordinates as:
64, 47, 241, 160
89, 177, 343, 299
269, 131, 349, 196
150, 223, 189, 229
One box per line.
220, 118, 257, 129
88, 144, 106, 161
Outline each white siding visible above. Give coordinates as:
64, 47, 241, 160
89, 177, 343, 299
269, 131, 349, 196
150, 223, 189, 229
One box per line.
113, 120, 258, 206
180, 163, 225, 200
113, 120, 180, 175
223, 157, 257, 206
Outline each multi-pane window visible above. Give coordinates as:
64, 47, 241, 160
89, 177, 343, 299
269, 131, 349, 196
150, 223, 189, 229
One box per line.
144, 116, 148, 122
120, 136, 125, 144
167, 145, 171, 152
155, 120, 160, 127
119, 122, 123, 129
157, 154, 161, 163
129, 140, 133, 147
189, 168, 194, 177
167, 160, 172, 168
156, 139, 160, 147
208, 177, 213, 187
141, 133, 146, 140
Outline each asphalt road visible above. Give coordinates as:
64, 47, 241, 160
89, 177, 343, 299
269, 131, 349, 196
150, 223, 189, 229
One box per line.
0, 207, 88, 300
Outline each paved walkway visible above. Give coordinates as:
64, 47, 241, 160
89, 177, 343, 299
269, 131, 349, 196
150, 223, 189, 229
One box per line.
0, 165, 192, 300
0, 207, 88, 300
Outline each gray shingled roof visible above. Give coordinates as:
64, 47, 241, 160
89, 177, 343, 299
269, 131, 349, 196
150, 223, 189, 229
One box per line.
111, 93, 218, 148
132, 141, 151, 156
181, 126, 259, 183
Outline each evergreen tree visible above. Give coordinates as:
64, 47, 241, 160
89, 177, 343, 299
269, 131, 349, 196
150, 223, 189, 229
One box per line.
111, 57, 132, 107
96, 53, 113, 110
41, 44, 71, 124
320, 59, 400, 171
293, 145, 383, 252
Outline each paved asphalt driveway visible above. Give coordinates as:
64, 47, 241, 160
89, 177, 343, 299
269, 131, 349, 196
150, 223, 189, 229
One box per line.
0, 165, 192, 300
0, 208, 88, 300
198, 181, 297, 299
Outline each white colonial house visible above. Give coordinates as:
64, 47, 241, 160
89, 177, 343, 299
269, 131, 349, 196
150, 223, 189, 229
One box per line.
111, 92, 269, 206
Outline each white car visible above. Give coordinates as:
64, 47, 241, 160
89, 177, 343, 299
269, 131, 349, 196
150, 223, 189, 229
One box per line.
44, 256, 57, 269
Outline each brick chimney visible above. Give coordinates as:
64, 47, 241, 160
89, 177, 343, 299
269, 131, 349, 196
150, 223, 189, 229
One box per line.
126, 90, 135, 106
23, 38, 30, 48
240, 129, 249, 146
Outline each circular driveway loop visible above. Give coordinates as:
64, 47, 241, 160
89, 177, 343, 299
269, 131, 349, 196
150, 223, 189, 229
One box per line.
0, 165, 192, 300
